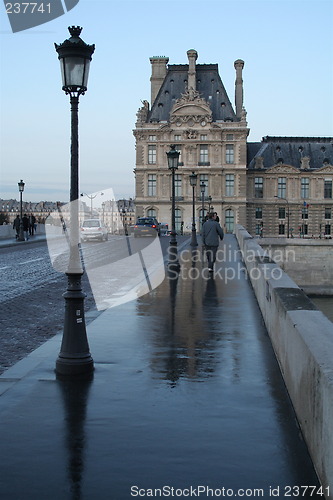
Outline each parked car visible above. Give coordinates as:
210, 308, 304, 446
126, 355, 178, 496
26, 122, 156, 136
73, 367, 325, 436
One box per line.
133, 217, 160, 237
80, 219, 108, 242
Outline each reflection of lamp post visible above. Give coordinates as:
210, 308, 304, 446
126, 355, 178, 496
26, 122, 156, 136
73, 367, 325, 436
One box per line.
189, 171, 198, 247
200, 180, 206, 228
18, 179, 25, 241
55, 26, 95, 376
166, 145, 180, 270
275, 195, 290, 238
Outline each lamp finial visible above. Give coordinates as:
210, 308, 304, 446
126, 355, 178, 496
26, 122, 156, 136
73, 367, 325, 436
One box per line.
68, 26, 82, 37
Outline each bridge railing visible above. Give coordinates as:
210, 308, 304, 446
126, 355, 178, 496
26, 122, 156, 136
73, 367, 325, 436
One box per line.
235, 224, 333, 498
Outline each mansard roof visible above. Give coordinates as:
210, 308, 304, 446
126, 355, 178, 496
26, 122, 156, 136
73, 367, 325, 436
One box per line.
247, 136, 333, 170
148, 63, 236, 123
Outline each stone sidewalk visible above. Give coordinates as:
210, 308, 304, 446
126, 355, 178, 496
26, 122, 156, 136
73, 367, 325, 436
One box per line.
0, 235, 323, 500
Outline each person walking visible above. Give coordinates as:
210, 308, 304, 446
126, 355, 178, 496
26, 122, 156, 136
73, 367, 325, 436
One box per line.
13, 215, 20, 239
202, 212, 224, 272
29, 213, 36, 236
22, 214, 29, 240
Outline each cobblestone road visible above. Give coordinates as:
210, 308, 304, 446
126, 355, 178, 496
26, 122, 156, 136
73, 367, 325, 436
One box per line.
0, 240, 107, 374
0, 235, 173, 374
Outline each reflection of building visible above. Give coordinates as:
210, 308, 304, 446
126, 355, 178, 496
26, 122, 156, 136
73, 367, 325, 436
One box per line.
133, 50, 333, 236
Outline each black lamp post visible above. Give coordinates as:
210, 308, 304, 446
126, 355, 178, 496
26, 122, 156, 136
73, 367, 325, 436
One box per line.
189, 171, 198, 247
166, 145, 180, 271
200, 180, 206, 228
55, 26, 95, 376
17, 179, 25, 241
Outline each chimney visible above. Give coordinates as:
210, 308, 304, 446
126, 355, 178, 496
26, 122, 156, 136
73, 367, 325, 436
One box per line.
187, 49, 198, 91
234, 59, 244, 119
150, 56, 169, 105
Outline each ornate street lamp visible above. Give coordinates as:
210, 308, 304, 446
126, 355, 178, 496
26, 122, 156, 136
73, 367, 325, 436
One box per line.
200, 180, 206, 228
189, 171, 198, 247
18, 179, 25, 241
55, 26, 95, 376
166, 145, 180, 271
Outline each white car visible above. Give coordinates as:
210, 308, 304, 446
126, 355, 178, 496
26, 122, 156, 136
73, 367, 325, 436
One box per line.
80, 219, 108, 242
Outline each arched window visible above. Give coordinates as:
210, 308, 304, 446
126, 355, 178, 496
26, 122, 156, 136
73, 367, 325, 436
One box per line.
147, 208, 156, 218
225, 209, 234, 233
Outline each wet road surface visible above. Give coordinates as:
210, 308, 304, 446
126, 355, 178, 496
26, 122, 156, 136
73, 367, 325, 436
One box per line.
0, 234, 324, 499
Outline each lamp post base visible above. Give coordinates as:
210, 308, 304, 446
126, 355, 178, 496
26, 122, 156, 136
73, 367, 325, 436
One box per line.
190, 227, 198, 247
56, 273, 94, 377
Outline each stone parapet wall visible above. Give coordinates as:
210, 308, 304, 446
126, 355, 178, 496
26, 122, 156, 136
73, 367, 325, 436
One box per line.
258, 237, 333, 295
0, 224, 45, 240
235, 225, 333, 498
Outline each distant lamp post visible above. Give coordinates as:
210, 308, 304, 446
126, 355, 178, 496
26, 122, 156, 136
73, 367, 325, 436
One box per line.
275, 195, 290, 238
200, 180, 206, 228
166, 145, 180, 271
18, 179, 25, 241
208, 195, 212, 213
189, 171, 198, 247
80, 192, 104, 217
55, 26, 95, 376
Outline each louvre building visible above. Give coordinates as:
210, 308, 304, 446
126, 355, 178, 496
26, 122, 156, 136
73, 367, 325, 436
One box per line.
133, 50, 333, 238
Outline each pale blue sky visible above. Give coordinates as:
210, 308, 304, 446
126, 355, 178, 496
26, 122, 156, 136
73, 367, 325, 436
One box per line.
1, 0, 332, 202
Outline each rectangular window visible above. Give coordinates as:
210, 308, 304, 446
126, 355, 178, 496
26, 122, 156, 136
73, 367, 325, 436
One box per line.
325, 208, 332, 219
254, 177, 263, 198
255, 207, 262, 219
200, 174, 209, 197
325, 224, 331, 235
200, 134, 207, 141
301, 178, 309, 199
199, 145, 209, 164
324, 179, 332, 199
278, 224, 285, 235
174, 135, 181, 141
148, 174, 156, 196
278, 207, 286, 219
255, 223, 263, 236
225, 174, 234, 196
278, 177, 286, 198
226, 134, 234, 141
301, 208, 309, 219
148, 145, 156, 164
148, 135, 156, 141
226, 144, 234, 164
175, 145, 182, 165
175, 174, 182, 198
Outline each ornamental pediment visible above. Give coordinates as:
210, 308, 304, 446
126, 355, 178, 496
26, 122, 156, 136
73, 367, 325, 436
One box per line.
170, 88, 212, 125
266, 164, 299, 174
316, 164, 333, 173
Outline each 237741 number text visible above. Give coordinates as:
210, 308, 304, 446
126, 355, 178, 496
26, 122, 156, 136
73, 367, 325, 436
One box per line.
6, 3, 51, 14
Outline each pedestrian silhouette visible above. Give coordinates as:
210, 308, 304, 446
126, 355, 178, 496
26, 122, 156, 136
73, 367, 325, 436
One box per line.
13, 215, 20, 239
202, 212, 224, 273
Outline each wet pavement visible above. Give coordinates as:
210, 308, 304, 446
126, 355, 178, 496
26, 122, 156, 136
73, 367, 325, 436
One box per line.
0, 235, 323, 499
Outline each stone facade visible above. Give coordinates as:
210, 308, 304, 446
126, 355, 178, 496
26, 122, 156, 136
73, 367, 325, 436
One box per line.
134, 51, 333, 236
134, 50, 249, 233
